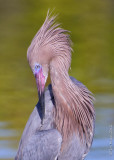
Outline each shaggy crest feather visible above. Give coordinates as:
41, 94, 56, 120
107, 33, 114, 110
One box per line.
27, 11, 72, 71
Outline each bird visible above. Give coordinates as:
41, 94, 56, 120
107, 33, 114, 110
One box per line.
15, 11, 95, 160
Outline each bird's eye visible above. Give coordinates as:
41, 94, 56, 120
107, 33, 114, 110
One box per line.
35, 64, 40, 70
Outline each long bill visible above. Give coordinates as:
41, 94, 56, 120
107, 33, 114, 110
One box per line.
35, 69, 45, 125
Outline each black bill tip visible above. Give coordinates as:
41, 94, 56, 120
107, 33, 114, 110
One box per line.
39, 91, 45, 125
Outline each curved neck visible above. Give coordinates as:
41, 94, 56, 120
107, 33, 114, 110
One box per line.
50, 58, 95, 146
50, 58, 70, 106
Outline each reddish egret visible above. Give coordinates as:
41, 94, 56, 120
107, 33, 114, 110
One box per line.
15, 11, 95, 160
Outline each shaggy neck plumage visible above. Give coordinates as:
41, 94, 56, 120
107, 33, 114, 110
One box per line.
50, 57, 95, 147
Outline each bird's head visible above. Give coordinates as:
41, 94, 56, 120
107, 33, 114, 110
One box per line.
27, 45, 52, 99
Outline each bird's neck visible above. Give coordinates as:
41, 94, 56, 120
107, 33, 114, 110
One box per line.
50, 58, 76, 143
50, 58, 70, 107
50, 58, 95, 147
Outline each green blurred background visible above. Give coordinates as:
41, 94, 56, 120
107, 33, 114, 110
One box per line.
0, 0, 114, 160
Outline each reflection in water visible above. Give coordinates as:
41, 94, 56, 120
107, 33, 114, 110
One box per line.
0, 104, 114, 160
